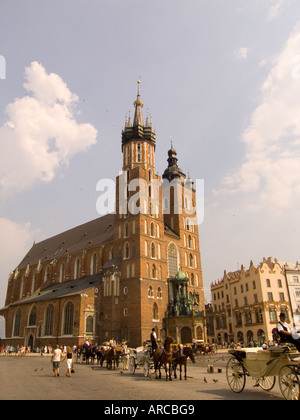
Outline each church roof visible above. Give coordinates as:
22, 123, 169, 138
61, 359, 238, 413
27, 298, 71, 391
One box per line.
17, 213, 115, 270
10, 273, 103, 306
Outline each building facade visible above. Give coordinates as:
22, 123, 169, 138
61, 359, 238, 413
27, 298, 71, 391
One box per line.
0, 84, 206, 349
210, 257, 292, 346
283, 261, 300, 328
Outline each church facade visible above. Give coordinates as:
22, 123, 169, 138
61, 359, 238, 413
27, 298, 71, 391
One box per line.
0, 84, 206, 349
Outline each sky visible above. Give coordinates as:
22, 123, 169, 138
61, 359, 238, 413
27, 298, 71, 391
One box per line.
1, 0, 300, 338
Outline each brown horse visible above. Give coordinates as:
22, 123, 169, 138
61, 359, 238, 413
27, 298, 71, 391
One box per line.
153, 336, 174, 381
105, 348, 119, 370
172, 346, 195, 380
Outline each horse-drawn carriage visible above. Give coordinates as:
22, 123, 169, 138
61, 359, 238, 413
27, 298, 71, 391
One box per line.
129, 346, 155, 377
226, 346, 300, 400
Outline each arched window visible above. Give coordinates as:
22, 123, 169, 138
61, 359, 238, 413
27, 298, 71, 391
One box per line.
157, 287, 162, 299
124, 222, 129, 238
148, 286, 154, 297
44, 266, 50, 283
150, 222, 155, 237
75, 258, 80, 279
63, 302, 74, 335
151, 242, 156, 258
28, 306, 36, 326
124, 242, 130, 259
167, 243, 178, 277
13, 308, 21, 337
153, 303, 159, 320
152, 264, 157, 279
45, 304, 54, 336
91, 253, 97, 275
59, 263, 65, 283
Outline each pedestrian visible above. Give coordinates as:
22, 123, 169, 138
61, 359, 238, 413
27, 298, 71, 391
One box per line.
150, 328, 158, 356
121, 342, 130, 370
64, 346, 74, 377
51, 344, 62, 377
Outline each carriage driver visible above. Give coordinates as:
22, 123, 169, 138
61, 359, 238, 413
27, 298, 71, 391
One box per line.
277, 312, 300, 352
150, 328, 158, 356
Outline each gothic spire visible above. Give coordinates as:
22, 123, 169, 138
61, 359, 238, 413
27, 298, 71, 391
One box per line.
133, 79, 144, 127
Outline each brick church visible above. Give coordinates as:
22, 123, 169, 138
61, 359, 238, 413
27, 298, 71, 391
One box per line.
0, 83, 206, 349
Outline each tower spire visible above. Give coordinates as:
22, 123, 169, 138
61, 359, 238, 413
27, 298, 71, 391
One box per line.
133, 79, 144, 127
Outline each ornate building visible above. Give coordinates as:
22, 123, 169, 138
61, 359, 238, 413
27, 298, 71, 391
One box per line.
0, 83, 205, 349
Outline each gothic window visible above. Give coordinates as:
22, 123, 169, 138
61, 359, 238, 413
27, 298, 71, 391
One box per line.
44, 266, 50, 283
28, 306, 36, 326
151, 242, 156, 258
59, 263, 65, 283
13, 308, 21, 337
124, 242, 130, 259
152, 264, 157, 279
148, 286, 154, 298
124, 222, 129, 238
91, 254, 97, 275
157, 288, 162, 299
45, 304, 54, 336
189, 254, 194, 268
167, 243, 178, 277
150, 222, 155, 237
137, 143, 141, 162
74, 258, 80, 279
153, 303, 159, 320
63, 302, 74, 335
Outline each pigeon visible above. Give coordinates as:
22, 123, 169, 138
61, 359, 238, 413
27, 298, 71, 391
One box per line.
213, 379, 218, 383
203, 377, 207, 383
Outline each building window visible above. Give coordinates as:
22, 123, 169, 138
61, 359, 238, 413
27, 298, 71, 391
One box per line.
151, 242, 156, 258
124, 242, 130, 259
86, 316, 94, 334
75, 258, 80, 279
266, 279, 271, 288
63, 302, 74, 335
148, 286, 154, 298
13, 308, 21, 337
59, 263, 65, 283
268, 292, 274, 302
167, 243, 178, 277
44, 266, 50, 283
28, 306, 36, 326
153, 303, 159, 320
45, 304, 54, 336
91, 254, 97, 275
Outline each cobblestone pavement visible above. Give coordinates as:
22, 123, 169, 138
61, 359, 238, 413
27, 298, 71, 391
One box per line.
0, 352, 284, 401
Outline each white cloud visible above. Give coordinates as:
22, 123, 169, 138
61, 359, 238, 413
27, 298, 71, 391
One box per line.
0, 62, 98, 198
235, 47, 249, 61
217, 21, 300, 212
267, 0, 288, 22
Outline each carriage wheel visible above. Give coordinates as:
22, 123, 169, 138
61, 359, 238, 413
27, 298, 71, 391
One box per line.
130, 357, 136, 375
279, 366, 300, 400
143, 362, 149, 377
258, 376, 276, 391
226, 357, 246, 393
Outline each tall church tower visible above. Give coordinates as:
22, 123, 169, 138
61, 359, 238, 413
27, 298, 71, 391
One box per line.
105, 81, 205, 346
114, 81, 167, 345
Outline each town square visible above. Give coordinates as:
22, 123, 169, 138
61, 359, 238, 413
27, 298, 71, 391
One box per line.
1, 0, 300, 402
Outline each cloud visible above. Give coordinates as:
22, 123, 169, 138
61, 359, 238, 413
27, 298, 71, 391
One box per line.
0, 62, 97, 198
235, 47, 249, 61
217, 21, 300, 212
267, 0, 288, 22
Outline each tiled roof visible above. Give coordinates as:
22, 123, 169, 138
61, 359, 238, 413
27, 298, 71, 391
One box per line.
17, 213, 115, 270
